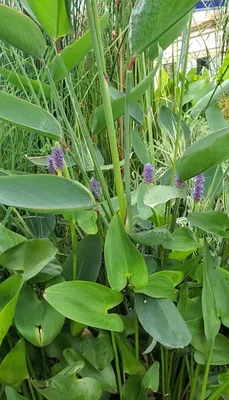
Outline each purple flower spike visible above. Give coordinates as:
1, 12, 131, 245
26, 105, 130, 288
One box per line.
48, 156, 56, 174
175, 173, 185, 188
143, 163, 154, 184
192, 173, 205, 202
51, 144, 64, 170
89, 178, 101, 199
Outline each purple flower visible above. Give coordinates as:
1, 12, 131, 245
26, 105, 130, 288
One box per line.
89, 178, 101, 199
143, 163, 154, 184
48, 156, 56, 174
175, 173, 185, 188
192, 173, 205, 202
51, 144, 64, 170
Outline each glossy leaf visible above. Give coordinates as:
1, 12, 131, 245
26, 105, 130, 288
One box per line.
135, 271, 184, 301
5, 387, 29, 400
164, 227, 202, 251
0, 4, 46, 58
176, 126, 229, 181
63, 234, 102, 282
26, 0, 71, 40
188, 211, 229, 237
0, 339, 28, 386
33, 364, 102, 400
0, 224, 25, 255
91, 47, 162, 134
15, 286, 65, 347
50, 10, 109, 82
130, 227, 172, 247
142, 361, 160, 392
44, 281, 124, 332
129, 0, 198, 55
115, 333, 145, 374
0, 175, 94, 214
136, 295, 191, 348
104, 214, 148, 291
0, 67, 51, 99
0, 275, 23, 345
64, 348, 117, 393
0, 92, 61, 140
0, 239, 57, 281
144, 185, 186, 208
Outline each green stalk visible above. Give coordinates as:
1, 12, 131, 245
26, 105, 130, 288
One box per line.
86, 0, 126, 220
208, 379, 229, 400
171, 12, 193, 185
70, 221, 77, 280
200, 340, 214, 400
111, 331, 123, 399
189, 364, 200, 400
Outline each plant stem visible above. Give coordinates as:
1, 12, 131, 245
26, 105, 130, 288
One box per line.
189, 364, 200, 400
200, 340, 214, 400
208, 378, 229, 400
111, 331, 123, 399
86, 0, 126, 220
70, 221, 77, 280
134, 311, 139, 361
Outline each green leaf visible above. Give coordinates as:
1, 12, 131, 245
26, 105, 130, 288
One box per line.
129, 0, 198, 55
0, 92, 61, 140
176, 126, 229, 181
158, 106, 190, 142
0, 67, 51, 99
142, 361, 160, 392
24, 213, 56, 238
82, 331, 114, 370
33, 364, 102, 400
135, 271, 184, 301
132, 127, 149, 165
123, 374, 142, 400
144, 185, 186, 208
91, 47, 163, 134
0, 275, 24, 345
0, 175, 94, 214
64, 348, 117, 394
104, 214, 148, 292
50, 10, 109, 82
29, 258, 62, 284
115, 333, 145, 375
26, 0, 71, 40
69, 210, 98, 235
135, 295, 191, 348
206, 103, 228, 131
0, 339, 28, 387
130, 227, 172, 247
137, 183, 152, 220
44, 281, 124, 332
0, 239, 57, 281
5, 387, 29, 400
195, 334, 229, 366
188, 212, 229, 237
0, 4, 46, 58
0, 224, 26, 255
15, 286, 65, 347
63, 234, 102, 282
164, 227, 202, 251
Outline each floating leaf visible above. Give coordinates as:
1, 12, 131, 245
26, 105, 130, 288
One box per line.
44, 281, 124, 332
104, 214, 148, 291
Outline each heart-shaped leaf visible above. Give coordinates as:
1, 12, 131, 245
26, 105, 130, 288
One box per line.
0, 92, 61, 140
135, 295, 191, 348
82, 331, 114, 370
0, 339, 28, 387
0, 275, 24, 345
163, 227, 202, 251
15, 286, 65, 347
44, 281, 124, 332
0, 239, 57, 281
0, 4, 46, 58
104, 214, 148, 292
0, 175, 94, 214
135, 271, 184, 301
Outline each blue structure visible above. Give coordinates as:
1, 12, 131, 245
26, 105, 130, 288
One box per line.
195, 0, 226, 9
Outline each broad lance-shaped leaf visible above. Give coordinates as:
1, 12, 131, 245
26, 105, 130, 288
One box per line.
91, 46, 162, 134
0, 67, 51, 99
129, 0, 198, 55
136, 295, 191, 349
144, 185, 186, 208
188, 211, 229, 238
135, 271, 184, 301
44, 281, 124, 332
0, 339, 28, 387
50, 10, 109, 82
0, 92, 61, 140
0, 4, 46, 59
26, 0, 71, 40
0, 275, 24, 345
0, 175, 94, 214
104, 214, 148, 292
176, 126, 229, 181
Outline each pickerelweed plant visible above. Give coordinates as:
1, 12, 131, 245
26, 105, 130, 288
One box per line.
1, 1, 229, 400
